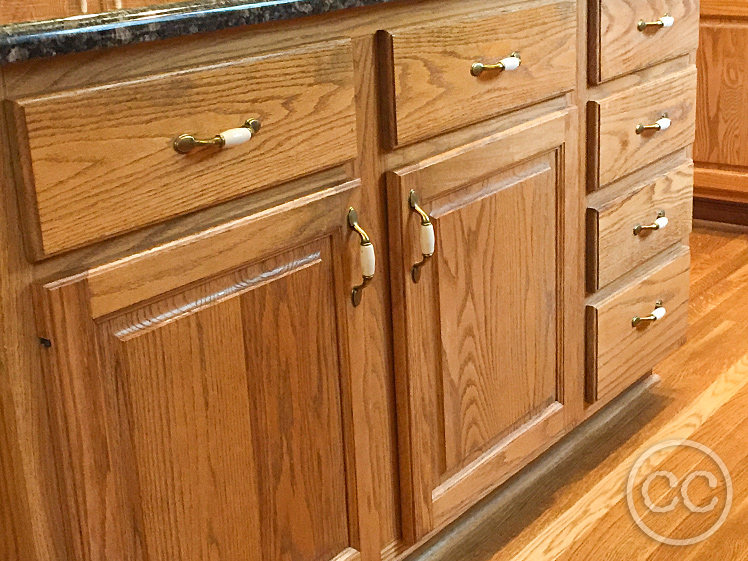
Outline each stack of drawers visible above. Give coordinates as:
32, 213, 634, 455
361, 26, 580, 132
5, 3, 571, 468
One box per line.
585, 0, 699, 405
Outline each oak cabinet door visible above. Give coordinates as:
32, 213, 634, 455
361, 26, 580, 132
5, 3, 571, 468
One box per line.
33, 181, 374, 561
387, 112, 582, 541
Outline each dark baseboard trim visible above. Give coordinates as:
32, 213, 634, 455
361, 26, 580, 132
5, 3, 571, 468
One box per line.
694, 197, 748, 226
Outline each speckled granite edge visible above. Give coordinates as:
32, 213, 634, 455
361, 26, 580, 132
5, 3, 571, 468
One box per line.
0, 0, 398, 65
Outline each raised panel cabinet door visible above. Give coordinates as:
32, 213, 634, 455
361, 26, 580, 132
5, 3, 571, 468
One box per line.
387, 111, 583, 542
694, 18, 748, 204
32, 180, 378, 561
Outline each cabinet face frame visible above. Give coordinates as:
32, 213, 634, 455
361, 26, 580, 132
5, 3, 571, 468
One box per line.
31, 180, 376, 561
386, 110, 583, 542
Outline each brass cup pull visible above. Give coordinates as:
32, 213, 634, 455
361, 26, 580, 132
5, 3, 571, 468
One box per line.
471, 52, 521, 76
632, 300, 666, 327
634, 210, 669, 236
174, 118, 261, 154
348, 208, 375, 307
409, 190, 435, 283
637, 13, 674, 32
635, 114, 671, 135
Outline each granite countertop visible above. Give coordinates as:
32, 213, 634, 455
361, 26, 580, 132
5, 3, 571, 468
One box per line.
0, 0, 397, 65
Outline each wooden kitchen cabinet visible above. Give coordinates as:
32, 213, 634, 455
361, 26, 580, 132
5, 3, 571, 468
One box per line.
31, 181, 375, 561
387, 111, 582, 542
694, 1, 748, 221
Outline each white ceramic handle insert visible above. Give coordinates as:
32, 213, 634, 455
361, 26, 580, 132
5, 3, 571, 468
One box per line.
220, 127, 254, 147
173, 118, 261, 154
360, 243, 376, 278
655, 216, 669, 229
471, 52, 522, 76
420, 223, 435, 256
499, 55, 521, 71
660, 15, 675, 28
638, 14, 674, 31
652, 307, 667, 320
656, 116, 672, 131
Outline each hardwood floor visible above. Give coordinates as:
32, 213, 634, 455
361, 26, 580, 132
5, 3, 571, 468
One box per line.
408, 221, 748, 561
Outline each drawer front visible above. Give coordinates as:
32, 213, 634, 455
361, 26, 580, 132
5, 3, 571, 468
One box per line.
588, 161, 693, 291
590, 0, 699, 84
589, 66, 696, 188
6, 39, 357, 258
586, 247, 690, 403
379, 0, 576, 146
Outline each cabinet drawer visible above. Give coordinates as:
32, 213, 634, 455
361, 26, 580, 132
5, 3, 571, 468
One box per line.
588, 67, 696, 188
587, 161, 693, 291
590, 0, 699, 84
586, 246, 690, 403
5, 39, 357, 258
379, 0, 576, 146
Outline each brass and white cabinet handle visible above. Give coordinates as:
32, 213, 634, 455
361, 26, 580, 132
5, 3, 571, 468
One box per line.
471, 52, 521, 77
632, 300, 666, 327
635, 114, 671, 135
173, 118, 261, 154
634, 210, 668, 236
637, 13, 675, 32
348, 207, 375, 307
409, 190, 435, 283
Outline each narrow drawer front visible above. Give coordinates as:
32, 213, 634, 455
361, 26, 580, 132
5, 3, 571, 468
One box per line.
589, 66, 696, 188
379, 0, 576, 146
586, 247, 690, 403
588, 161, 693, 291
590, 0, 699, 84
6, 39, 357, 258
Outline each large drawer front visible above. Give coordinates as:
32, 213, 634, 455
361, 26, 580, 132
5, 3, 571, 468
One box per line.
586, 247, 690, 403
590, 0, 699, 83
379, 0, 576, 146
6, 39, 357, 258
587, 161, 693, 291
589, 66, 696, 188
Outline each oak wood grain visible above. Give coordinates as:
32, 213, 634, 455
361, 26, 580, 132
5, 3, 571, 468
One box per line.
32, 184, 372, 561
0, 0, 83, 24
379, 0, 576, 146
386, 110, 582, 543
589, 0, 699, 84
589, 66, 697, 188
586, 245, 690, 403
5, 39, 357, 258
587, 161, 694, 290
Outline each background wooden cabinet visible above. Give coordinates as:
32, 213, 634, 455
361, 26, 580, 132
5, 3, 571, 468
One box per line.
32, 181, 374, 561
694, 0, 748, 223
387, 111, 582, 543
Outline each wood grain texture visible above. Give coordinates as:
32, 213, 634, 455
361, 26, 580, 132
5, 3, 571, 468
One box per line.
589, 66, 697, 188
5, 39, 357, 258
586, 245, 690, 403
694, 20, 748, 169
701, 0, 748, 17
0, 0, 84, 24
386, 110, 581, 543
379, 0, 576, 146
587, 161, 694, 290
693, 18, 748, 212
32, 183, 372, 561
589, 0, 699, 84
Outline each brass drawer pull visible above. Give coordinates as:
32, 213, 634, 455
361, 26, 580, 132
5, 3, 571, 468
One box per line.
409, 190, 435, 283
173, 119, 261, 154
634, 210, 669, 236
632, 300, 666, 327
637, 14, 675, 32
348, 208, 375, 307
635, 114, 671, 135
471, 52, 521, 77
